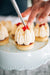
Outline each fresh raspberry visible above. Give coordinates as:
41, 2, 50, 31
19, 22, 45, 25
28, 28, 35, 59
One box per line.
39, 23, 45, 27
39, 24, 42, 27
22, 25, 29, 31
43, 23, 45, 26
29, 43, 32, 45
22, 26, 26, 31
26, 25, 29, 30
16, 23, 22, 26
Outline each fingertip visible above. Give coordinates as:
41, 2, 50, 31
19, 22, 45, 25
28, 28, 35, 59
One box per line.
27, 22, 30, 26
27, 20, 32, 26
21, 13, 23, 16
21, 13, 25, 17
38, 16, 44, 21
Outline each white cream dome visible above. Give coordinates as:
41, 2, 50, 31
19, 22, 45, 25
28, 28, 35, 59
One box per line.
0, 24, 9, 40
1, 21, 12, 32
15, 24, 35, 45
35, 23, 49, 37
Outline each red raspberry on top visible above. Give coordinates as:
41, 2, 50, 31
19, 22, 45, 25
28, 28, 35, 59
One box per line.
22, 25, 29, 31
16, 22, 22, 26
29, 43, 32, 45
39, 23, 45, 27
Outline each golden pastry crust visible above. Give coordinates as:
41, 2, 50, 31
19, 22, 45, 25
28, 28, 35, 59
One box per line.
0, 37, 9, 46
15, 42, 34, 51
35, 36, 48, 42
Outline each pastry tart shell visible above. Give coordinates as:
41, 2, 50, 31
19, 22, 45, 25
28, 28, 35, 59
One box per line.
0, 37, 9, 46
15, 42, 34, 51
35, 36, 48, 42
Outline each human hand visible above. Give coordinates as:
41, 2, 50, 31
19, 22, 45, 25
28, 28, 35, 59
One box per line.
22, 1, 50, 25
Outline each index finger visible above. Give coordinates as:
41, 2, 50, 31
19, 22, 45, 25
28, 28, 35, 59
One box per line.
21, 7, 32, 17
27, 6, 40, 25
27, 1, 43, 25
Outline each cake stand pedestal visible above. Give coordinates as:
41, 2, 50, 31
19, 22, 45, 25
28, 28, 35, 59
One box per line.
0, 38, 50, 71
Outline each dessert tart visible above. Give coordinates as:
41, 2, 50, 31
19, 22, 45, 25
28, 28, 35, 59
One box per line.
1, 20, 12, 33
0, 23, 9, 45
35, 23, 49, 42
15, 22, 35, 51
10, 21, 34, 40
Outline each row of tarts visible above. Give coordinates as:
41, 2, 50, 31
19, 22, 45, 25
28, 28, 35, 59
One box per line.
0, 20, 49, 50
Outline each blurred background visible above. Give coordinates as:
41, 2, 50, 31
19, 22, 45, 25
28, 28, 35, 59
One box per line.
0, 0, 27, 16
0, 0, 50, 75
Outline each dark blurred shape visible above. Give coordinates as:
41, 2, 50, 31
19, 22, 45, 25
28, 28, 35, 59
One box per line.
0, 0, 27, 16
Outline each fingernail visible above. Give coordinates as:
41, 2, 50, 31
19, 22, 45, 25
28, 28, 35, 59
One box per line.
27, 22, 30, 26
39, 18, 43, 21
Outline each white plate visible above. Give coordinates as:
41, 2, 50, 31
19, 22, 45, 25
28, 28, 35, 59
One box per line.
0, 38, 50, 71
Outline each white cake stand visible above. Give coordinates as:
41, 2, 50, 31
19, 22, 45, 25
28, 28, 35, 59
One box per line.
0, 38, 50, 71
